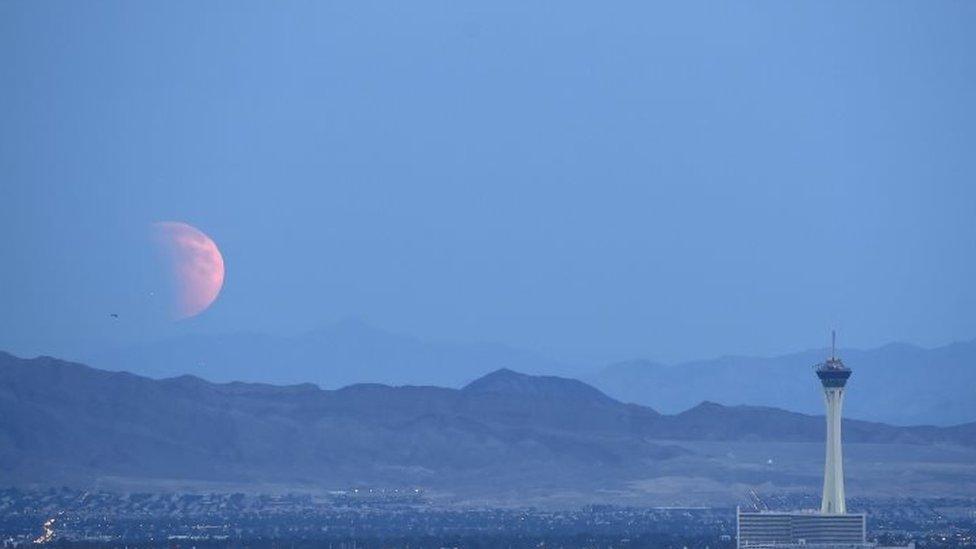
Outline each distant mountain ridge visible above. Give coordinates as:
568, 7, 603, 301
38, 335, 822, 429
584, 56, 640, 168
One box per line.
587, 339, 976, 426
84, 321, 976, 426
1, 351, 973, 503
84, 319, 579, 390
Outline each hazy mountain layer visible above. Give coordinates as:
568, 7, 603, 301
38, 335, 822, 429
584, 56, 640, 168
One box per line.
83, 319, 578, 390
588, 340, 976, 426
85, 321, 976, 426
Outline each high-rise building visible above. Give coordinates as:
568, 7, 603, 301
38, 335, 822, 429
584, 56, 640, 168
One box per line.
817, 330, 851, 515
737, 509, 866, 547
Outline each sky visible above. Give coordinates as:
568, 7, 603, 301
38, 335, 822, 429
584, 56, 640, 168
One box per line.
1, 1, 975, 366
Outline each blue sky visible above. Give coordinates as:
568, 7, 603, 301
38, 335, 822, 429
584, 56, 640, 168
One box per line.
1, 1, 974, 365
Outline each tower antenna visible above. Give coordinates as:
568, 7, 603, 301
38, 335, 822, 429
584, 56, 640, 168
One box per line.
831, 330, 836, 360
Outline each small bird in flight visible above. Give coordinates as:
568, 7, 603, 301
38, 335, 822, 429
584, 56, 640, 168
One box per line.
109, 313, 119, 319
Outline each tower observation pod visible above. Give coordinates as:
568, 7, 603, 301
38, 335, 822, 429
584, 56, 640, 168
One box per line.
816, 331, 852, 515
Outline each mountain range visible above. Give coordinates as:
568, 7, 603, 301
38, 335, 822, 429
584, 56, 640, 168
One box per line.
1, 351, 974, 505
587, 340, 976, 426
83, 318, 577, 390
84, 321, 976, 426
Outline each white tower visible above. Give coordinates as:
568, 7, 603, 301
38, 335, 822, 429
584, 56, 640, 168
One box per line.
816, 331, 851, 515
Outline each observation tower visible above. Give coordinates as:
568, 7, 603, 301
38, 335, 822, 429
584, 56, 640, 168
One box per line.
816, 331, 852, 515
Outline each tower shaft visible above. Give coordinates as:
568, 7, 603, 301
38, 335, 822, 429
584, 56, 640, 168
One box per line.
821, 386, 846, 514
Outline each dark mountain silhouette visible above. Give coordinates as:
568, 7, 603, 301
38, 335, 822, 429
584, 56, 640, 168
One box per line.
1, 352, 973, 503
587, 340, 976, 426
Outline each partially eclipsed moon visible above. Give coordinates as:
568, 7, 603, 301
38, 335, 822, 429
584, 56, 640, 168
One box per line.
151, 221, 225, 319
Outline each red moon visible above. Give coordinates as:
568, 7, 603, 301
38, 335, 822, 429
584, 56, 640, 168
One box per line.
151, 221, 225, 319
